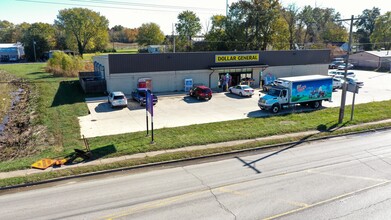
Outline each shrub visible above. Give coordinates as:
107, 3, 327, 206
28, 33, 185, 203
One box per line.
46, 51, 90, 77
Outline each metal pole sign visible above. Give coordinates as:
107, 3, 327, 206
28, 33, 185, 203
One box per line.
347, 84, 359, 121
146, 91, 154, 143
145, 95, 149, 136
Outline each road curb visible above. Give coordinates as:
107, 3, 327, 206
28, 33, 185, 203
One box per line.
1, 125, 390, 191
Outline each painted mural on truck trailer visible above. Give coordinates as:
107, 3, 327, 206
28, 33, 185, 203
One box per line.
291, 79, 332, 103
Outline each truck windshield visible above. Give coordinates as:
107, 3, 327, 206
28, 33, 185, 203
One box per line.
267, 88, 281, 97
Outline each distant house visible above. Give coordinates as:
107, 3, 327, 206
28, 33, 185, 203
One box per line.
350, 50, 391, 70
0, 43, 25, 62
327, 42, 347, 59
147, 45, 166, 53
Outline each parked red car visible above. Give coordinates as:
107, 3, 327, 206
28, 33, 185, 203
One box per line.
189, 85, 212, 100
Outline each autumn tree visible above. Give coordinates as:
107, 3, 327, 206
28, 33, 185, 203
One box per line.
355, 7, 381, 50
123, 28, 138, 43
226, 0, 281, 50
298, 6, 347, 47
21, 22, 56, 61
282, 4, 300, 50
271, 15, 290, 50
176, 10, 202, 51
109, 25, 125, 42
204, 15, 228, 51
136, 22, 164, 46
55, 8, 109, 57
371, 11, 391, 50
0, 20, 15, 42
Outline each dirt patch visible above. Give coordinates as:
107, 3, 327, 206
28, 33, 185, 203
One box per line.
0, 72, 53, 160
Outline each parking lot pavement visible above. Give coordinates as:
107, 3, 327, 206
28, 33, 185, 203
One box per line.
78, 70, 391, 138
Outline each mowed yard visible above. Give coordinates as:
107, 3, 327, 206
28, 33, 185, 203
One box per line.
0, 63, 391, 174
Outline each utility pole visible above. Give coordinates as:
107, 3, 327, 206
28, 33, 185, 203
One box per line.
172, 23, 176, 53
338, 15, 356, 124
32, 39, 37, 62
226, 0, 228, 16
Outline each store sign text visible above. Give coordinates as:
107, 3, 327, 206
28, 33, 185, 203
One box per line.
215, 54, 259, 63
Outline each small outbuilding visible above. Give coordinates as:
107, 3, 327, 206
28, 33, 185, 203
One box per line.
350, 50, 391, 71
0, 43, 25, 62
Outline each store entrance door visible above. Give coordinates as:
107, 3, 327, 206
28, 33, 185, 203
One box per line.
218, 72, 253, 88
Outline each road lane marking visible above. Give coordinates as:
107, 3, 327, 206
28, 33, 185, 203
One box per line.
263, 181, 390, 220
102, 190, 203, 219
307, 169, 389, 182
280, 199, 309, 208
100, 156, 391, 219
217, 187, 246, 196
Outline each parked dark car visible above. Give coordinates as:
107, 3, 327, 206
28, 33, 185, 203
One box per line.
189, 85, 212, 100
262, 82, 277, 92
131, 88, 158, 106
329, 61, 344, 69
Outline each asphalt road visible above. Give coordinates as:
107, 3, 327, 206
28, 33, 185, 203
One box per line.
79, 70, 391, 138
1, 129, 391, 219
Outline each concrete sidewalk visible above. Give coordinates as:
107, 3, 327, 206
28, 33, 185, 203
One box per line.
1, 119, 391, 180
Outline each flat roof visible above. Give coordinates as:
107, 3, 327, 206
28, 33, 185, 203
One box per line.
365, 51, 391, 58
278, 75, 331, 82
106, 50, 331, 74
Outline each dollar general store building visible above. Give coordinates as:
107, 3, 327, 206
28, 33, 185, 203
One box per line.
93, 50, 330, 94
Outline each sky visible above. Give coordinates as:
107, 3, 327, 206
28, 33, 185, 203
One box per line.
1, 0, 390, 35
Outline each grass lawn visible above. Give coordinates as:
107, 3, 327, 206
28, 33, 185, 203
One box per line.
0, 63, 390, 174
82, 48, 138, 61
0, 72, 14, 122
0, 63, 89, 171
87, 100, 391, 158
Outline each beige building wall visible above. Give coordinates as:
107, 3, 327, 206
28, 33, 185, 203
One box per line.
105, 70, 213, 95
261, 64, 328, 80
349, 52, 379, 68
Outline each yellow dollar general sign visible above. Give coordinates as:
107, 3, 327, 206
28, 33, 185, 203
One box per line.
215, 54, 259, 63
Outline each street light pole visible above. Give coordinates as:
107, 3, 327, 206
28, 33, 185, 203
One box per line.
226, 0, 228, 16
172, 23, 176, 53
338, 15, 355, 124
32, 39, 37, 62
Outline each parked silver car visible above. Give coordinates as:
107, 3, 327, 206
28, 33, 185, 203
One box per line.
108, 91, 128, 108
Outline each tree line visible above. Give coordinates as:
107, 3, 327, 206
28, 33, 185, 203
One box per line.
0, 0, 390, 61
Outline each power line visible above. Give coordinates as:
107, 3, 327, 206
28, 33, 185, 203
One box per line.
71, 0, 221, 12
16, 0, 224, 14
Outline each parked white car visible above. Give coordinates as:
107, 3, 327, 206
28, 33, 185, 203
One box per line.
338, 63, 354, 70
332, 77, 343, 90
345, 77, 364, 87
328, 70, 355, 78
108, 91, 128, 108
228, 85, 255, 97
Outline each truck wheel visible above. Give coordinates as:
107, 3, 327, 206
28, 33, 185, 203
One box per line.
270, 104, 280, 113
311, 101, 322, 109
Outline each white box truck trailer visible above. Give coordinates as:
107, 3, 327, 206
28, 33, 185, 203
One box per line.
258, 75, 333, 113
